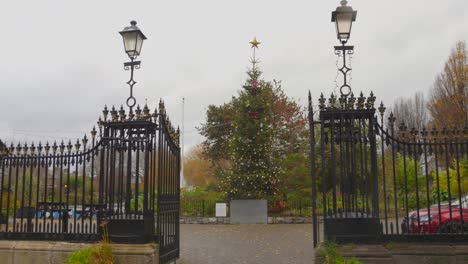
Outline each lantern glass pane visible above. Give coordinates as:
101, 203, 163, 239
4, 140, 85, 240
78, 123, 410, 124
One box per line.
122, 31, 138, 57
135, 32, 145, 55
336, 12, 353, 41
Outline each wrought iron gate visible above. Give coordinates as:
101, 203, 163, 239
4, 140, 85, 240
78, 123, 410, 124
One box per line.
309, 91, 468, 246
157, 103, 181, 263
0, 102, 180, 264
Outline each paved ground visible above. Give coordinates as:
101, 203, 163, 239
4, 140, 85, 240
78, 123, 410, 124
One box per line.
179, 224, 314, 264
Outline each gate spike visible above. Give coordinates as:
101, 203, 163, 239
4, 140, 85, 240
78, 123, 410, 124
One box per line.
23, 142, 29, 156
308, 97, 314, 119
38, 142, 43, 155
119, 105, 126, 122
152, 108, 158, 123
357, 92, 365, 109
388, 112, 396, 126
159, 99, 165, 114
348, 92, 356, 109
399, 122, 407, 139
9, 143, 14, 155
30, 142, 36, 155
339, 95, 346, 109
111, 105, 117, 121
176, 127, 180, 145
367, 91, 376, 109
98, 117, 103, 131
378, 102, 386, 117
67, 140, 73, 154
318, 93, 326, 110
60, 141, 65, 153
52, 141, 58, 153
103, 105, 109, 122
421, 126, 428, 139
82, 134, 88, 146
135, 105, 142, 120
91, 126, 97, 139
143, 104, 150, 120
329, 93, 336, 108
75, 139, 81, 152
45, 142, 50, 155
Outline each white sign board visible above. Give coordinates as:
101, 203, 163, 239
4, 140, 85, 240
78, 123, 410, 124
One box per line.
215, 203, 227, 217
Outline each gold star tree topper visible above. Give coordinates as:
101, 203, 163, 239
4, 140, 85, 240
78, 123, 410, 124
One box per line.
250, 37, 261, 49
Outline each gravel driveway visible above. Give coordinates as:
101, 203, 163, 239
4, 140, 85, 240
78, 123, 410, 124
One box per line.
180, 224, 315, 264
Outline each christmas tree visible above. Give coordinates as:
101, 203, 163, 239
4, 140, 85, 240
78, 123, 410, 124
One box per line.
221, 38, 280, 199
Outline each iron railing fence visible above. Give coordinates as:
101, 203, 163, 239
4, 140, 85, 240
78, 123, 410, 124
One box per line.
181, 199, 225, 217
0, 101, 180, 264
309, 92, 468, 246
268, 199, 313, 217
180, 198, 313, 217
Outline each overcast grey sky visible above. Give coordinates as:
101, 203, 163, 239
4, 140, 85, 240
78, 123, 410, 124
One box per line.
0, 0, 466, 153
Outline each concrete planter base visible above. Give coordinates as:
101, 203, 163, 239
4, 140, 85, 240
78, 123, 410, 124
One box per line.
0, 240, 159, 264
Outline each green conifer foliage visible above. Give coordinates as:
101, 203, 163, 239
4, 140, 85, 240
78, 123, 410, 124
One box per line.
220, 65, 280, 199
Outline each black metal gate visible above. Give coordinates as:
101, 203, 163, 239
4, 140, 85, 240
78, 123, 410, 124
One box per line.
309, 91, 468, 246
157, 103, 181, 264
0, 102, 180, 264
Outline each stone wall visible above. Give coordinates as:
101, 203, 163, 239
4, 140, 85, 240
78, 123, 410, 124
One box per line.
180, 216, 313, 224
315, 243, 468, 264
0, 240, 159, 264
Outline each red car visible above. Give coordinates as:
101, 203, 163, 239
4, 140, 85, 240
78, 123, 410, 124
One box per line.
403, 198, 468, 234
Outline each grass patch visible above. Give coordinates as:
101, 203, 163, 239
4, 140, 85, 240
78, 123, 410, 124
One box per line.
66, 221, 114, 264
320, 241, 362, 264
385, 241, 396, 250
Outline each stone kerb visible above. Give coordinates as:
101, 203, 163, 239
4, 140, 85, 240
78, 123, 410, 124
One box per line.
180, 216, 313, 224
314, 243, 468, 264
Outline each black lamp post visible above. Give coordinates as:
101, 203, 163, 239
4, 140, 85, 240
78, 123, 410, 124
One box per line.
119, 21, 147, 112
332, 0, 357, 97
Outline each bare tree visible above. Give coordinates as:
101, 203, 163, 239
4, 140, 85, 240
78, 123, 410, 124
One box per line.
388, 91, 429, 133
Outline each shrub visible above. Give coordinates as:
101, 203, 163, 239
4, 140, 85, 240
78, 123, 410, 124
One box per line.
66, 243, 114, 264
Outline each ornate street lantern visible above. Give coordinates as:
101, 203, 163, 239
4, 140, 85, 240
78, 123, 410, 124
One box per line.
119, 21, 147, 111
331, 0, 357, 44
119, 20, 147, 59
331, 0, 357, 97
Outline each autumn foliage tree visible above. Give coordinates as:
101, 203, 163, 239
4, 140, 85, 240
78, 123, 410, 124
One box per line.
428, 41, 468, 129
183, 145, 215, 188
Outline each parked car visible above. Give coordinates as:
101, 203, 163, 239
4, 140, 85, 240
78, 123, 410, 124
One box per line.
402, 195, 468, 234
35, 208, 81, 219
15, 207, 36, 218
